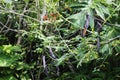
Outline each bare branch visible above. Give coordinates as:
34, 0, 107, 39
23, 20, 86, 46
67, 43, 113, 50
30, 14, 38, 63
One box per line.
0, 21, 18, 33
48, 47, 56, 59
17, 2, 29, 45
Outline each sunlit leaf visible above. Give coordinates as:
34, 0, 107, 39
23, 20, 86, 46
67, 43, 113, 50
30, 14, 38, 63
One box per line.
0, 54, 20, 67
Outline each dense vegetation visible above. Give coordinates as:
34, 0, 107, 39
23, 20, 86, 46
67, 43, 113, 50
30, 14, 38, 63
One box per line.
0, 0, 120, 80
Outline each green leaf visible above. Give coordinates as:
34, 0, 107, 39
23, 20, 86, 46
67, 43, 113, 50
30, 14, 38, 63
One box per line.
99, 4, 110, 15
69, 2, 88, 9
114, 40, 120, 52
16, 62, 30, 70
55, 54, 70, 66
2, 45, 22, 54
3, 0, 12, 4
88, 10, 94, 29
92, 78, 103, 80
0, 75, 17, 80
106, 0, 113, 4
77, 51, 98, 67
0, 54, 20, 67
95, 6, 105, 20
11, 45, 22, 52
3, 45, 12, 54
100, 44, 109, 53
23, 0, 29, 3
67, 11, 86, 28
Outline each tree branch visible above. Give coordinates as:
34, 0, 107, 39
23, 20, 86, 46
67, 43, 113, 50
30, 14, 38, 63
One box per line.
17, 2, 29, 45
0, 21, 18, 33
102, 35, 120, 44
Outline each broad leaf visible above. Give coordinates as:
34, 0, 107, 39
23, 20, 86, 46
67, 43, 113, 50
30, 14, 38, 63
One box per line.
67, 11, 86, 29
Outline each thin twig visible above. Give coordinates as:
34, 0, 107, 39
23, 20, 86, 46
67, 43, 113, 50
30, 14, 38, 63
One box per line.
40, 0, 47, 29
9, 10, 40, 22
48, 47, 56, 59
0, 21, 18, 33
95, 17, 120, 28
102, 35, 120, 44
17, 2, 29, 45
